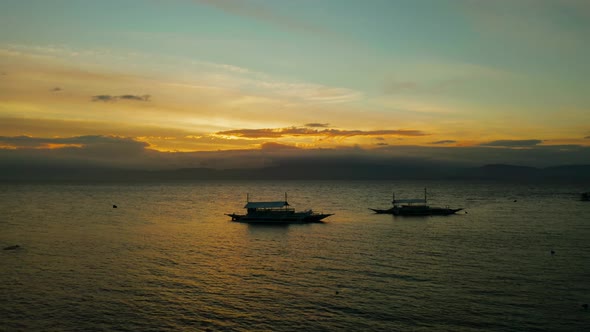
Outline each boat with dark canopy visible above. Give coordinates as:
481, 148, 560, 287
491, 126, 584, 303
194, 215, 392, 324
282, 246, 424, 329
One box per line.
369, 188, 463, 216
226, 194, 333, 223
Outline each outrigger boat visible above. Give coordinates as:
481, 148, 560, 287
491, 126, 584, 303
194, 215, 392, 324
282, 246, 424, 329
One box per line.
226, 193, 333, 223
369, 188, 463, 216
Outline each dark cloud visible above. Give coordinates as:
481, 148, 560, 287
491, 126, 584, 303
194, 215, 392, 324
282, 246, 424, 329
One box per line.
92, 95, 116, 102
92, 94, 150, 102
216, 127, 427, 138
430, 140, 457, 145
1, 135, 590, 171
304, 123, 330, 128
375, 144, 590, 167
376, 143, 388, 146
585, 136, 590, 139
0, 135, 152, 169
50, 87, 62, 92
480, 139, 543, 147
0, 135, 147, 150
119, 94, 151, 102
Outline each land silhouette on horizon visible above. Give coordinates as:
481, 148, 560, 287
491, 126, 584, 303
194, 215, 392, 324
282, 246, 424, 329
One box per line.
2, 163, 589, 183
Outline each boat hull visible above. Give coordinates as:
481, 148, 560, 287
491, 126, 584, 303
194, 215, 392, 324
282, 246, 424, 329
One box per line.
369, 208, 394, 214
226, 213, 333, 223
369, 207, 462, 216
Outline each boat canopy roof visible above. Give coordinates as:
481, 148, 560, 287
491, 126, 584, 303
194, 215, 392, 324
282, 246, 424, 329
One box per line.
244, 201, 289, 209
394, 199, 427, 204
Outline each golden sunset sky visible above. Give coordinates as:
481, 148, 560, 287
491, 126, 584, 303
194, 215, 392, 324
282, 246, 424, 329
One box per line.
1, 0, 589, 168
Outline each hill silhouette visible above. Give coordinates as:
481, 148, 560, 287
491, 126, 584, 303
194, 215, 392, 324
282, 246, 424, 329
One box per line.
1, 163, 589, 183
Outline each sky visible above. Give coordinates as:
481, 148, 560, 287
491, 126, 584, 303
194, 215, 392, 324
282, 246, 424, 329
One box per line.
1, 0, 589, 169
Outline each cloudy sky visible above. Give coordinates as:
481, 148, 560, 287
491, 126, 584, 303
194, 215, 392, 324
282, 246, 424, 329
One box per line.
1, 0, 589, 169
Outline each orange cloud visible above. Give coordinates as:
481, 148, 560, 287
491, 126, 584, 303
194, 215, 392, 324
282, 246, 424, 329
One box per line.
39, 143, 84, 149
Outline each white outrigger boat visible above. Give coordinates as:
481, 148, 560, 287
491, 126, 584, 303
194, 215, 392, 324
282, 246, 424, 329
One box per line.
226, 194, 333, 223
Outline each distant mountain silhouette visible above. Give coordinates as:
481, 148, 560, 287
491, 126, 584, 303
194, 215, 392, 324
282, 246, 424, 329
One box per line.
459, 164, 541, 180
1, 162, 589, 183
542, 165, 590, 179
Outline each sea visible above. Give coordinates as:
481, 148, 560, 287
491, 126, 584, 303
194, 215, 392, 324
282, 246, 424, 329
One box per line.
1, 180, 589, 331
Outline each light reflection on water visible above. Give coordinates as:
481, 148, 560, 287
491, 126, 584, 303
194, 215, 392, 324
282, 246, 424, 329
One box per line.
1, 181, 589, 331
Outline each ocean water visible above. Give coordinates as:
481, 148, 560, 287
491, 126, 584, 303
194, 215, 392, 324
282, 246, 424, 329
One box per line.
1, 180, 589, 331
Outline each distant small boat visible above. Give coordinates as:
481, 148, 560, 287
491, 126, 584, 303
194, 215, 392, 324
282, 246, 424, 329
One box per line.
226, 193, 333, 223
369, 188, 463, 216
582, 192, 590, 201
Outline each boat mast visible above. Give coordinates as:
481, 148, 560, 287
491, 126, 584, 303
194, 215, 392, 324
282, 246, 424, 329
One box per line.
247, 193, 249, 203
285, 192, 288, 210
